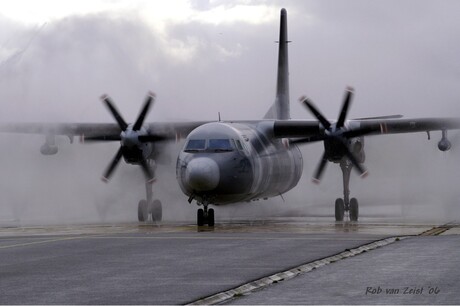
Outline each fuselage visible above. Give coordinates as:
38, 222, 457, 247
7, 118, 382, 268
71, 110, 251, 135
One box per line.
176, 121, 303, 205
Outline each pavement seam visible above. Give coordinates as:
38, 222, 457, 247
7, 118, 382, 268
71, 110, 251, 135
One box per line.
186, 236, 407, 305
419, 223, 454, 236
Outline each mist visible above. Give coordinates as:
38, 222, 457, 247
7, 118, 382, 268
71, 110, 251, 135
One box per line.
1, 1, 460, 225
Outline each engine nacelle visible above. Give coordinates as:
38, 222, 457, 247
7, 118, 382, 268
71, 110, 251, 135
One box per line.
438, 138, 451, 151
40, 144, 58, 155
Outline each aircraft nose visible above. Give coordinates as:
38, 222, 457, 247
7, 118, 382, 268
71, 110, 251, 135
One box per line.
185, 157, 220, 191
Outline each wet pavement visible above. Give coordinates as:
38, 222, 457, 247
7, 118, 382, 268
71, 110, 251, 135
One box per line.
0, 219, 457, 305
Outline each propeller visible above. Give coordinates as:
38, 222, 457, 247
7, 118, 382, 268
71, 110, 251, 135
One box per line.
82, 92, 168, 183
101, 147, 123, 183
293, 87, 374, 183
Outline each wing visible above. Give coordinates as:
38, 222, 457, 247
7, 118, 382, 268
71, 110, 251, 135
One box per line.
273, 117, 460, 183
356, 117, 460, 136
0, 91, 208, 142
0, 121, 208, 140
145, 121, 210, 140
273, 117, 460, 139
0, 120, 208, 160
0, 122, 121, 139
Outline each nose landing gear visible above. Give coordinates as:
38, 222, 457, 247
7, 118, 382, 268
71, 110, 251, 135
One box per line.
197, 203, 215, 227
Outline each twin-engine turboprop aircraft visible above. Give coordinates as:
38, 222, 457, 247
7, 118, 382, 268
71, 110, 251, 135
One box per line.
2, 9, 460, 226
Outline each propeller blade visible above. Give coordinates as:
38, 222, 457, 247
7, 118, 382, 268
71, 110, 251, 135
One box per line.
138, 134, 169, 143
336, 87, 353, 128
101, 94, 128, 131
312, 151, 328, 184
140, 159, 156, 183
101, 147, 123, 182
133, 92, 155, 131
300, 96, 332, 130
80, 134, 121, 143
338, 140, 368, 177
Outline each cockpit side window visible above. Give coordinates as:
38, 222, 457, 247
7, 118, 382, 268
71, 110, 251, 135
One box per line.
208, 139, 233, 152
235, 139, 244, 151
185, 139, 206, 152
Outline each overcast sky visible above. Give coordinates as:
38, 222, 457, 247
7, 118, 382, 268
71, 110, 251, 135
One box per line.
1, 0, 460, 123
1, 0, 460, 223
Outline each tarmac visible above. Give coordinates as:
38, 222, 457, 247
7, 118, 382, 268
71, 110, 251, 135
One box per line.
0, 218, 458, 305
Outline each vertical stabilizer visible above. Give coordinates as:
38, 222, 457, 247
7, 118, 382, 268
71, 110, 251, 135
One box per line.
264, 8, 290, 120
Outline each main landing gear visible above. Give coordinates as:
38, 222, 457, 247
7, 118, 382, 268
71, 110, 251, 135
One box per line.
335, 197, 359, 222
138, 180, 162, 222
335, 159, 359, 222
197, 204, 215, 227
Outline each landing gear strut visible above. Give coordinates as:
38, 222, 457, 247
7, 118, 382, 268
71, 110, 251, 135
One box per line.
138, 173, 162, 222
335, 159, 359, 221
197, 203, 214, 227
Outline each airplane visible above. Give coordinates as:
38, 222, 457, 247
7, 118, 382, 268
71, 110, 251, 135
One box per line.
2, 8, 460, 226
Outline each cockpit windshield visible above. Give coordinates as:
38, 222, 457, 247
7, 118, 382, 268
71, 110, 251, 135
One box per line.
208, 139, 233, 152
184, 139, 235, 153
185, 139, 206, 152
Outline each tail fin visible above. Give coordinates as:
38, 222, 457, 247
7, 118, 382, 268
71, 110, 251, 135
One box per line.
264, 8, 290, 120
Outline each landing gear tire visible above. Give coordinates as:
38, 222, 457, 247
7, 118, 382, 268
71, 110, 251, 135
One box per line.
350, 198, 359, 222
138, 200, 148, 222
197, 209, 205, 226
208, 208, 215, 227
149, 199, 162, 222
197, 208, 215, 227
335, 198, 345, 222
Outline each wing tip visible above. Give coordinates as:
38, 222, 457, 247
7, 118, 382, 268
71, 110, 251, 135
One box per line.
346, 85, 355, 92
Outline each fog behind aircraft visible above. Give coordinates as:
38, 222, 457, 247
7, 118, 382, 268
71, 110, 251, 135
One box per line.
2, 9, 460, 226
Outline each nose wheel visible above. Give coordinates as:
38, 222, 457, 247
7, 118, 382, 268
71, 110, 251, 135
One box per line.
197, 206, 214, 227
